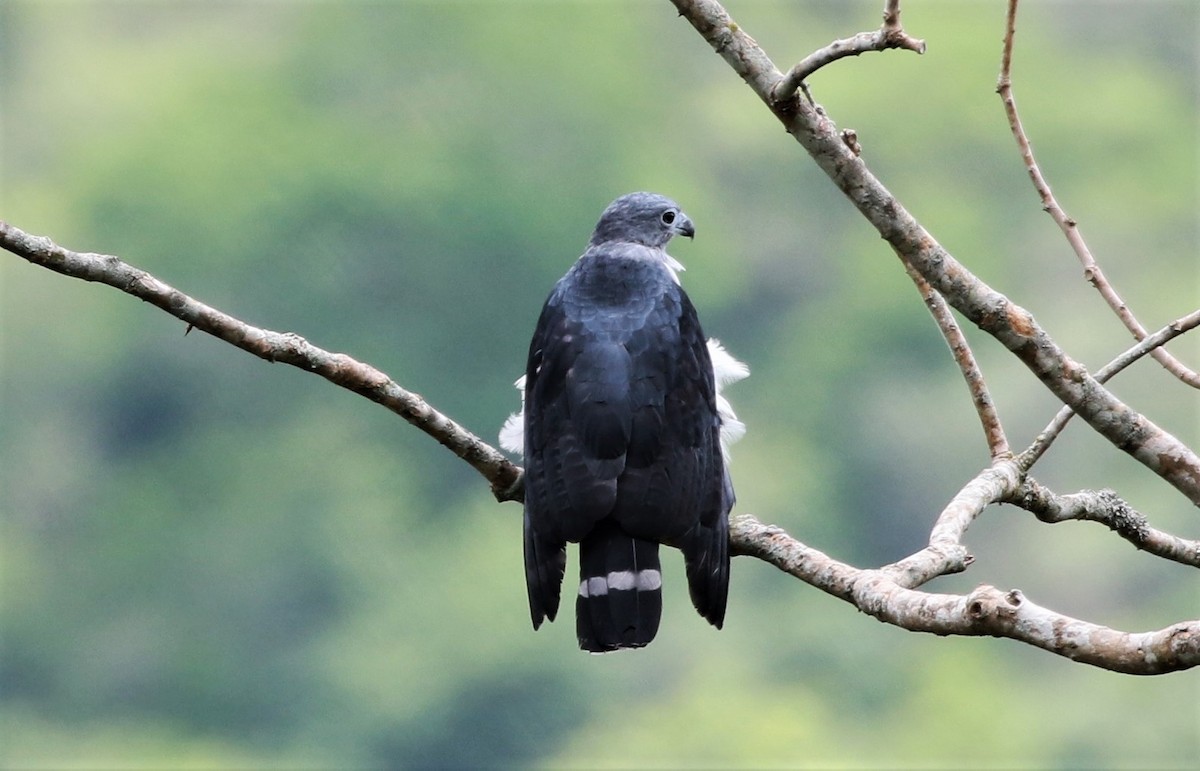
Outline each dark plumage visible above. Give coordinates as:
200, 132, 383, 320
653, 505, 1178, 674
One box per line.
518, 192, 735, 652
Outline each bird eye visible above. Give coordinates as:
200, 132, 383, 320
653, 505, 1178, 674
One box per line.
661, 210, 676, 225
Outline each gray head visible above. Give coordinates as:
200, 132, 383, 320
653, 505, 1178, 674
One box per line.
588, 192, 695, 248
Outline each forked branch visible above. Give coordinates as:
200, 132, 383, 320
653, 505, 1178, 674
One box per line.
732, 512, 1199, 675
1018, 308, 1200, 470
772, 0, 926, 103
1007, 480, 1200, 568
669, 0, 1200, 505
666, 0, 1199, 673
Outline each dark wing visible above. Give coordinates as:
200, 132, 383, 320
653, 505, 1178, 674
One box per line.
521, 284, 571, 629
523, 284, 633, 534
522, 279, 634, 627
611, 284, 730, 627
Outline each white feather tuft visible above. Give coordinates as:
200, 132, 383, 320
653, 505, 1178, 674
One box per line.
498, 375, 526, 454
660, 252, 686, 285
707, 338, 750, 389
716, 394, 747, 458
707, 339, 749, 460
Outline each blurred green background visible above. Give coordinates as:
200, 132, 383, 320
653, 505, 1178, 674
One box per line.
2, 1, 1197, 767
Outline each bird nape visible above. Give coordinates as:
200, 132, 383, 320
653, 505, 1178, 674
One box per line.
502, 192, 748, 653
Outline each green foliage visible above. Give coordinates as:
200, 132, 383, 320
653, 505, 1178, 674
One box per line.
2, 1, 1197, 767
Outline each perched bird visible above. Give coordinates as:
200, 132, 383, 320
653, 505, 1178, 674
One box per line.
502, 192, 748, 652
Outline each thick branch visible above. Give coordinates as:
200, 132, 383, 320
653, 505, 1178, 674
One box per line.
732, 515, 1199, 674
0, 221, 524, 502
731, 457, 1200, 671
670, 0, 1200, 505
997, 0, 1200, 388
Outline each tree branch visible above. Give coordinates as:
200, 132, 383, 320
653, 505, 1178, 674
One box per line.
771, 0, 926, 103
885, 461, 1020, 589
732, 514, 1200, 675
901, 256, 1010, 460
0, 220, 524, 502
1018, 308, 1200, 471
666, 0, 1199, 673
735, 454, 1200, 669
1006, 480, 1200, 569
997, 0, 1200, 389
669, 0, 1200, 505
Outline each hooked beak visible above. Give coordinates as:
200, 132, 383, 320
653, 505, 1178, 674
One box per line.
675, 215, 696, 239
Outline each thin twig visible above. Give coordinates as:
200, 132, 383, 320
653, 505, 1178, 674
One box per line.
901, 256, 1010, 460
1018, 308, 1200, 470
772, 0, 925, 103
0, 221, 525, 502
997, 0, 1200, 388
1008, 480, 1200, 568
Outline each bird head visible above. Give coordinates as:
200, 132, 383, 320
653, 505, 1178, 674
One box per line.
589, 192, 695, 249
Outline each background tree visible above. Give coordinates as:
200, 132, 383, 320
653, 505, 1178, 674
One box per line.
2, 1, 1196, 767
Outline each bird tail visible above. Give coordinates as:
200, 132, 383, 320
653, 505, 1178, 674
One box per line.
681, 507, 730, 630
576, 522, 662, 652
